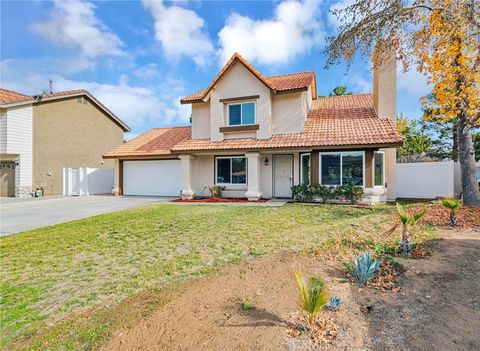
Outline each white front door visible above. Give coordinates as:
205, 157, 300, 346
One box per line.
273, 155, 293, 198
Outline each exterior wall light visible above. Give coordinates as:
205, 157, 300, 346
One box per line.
264, 157, 269, 166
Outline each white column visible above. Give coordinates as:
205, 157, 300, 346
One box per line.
179, 154, 196, 199
245, 152, 262, 201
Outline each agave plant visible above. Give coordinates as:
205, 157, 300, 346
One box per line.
396, 203, 426, 255
327, 296, 341, 311
440, 198, 461, 226
352, 252, 380, 285
293, 269, 328, 327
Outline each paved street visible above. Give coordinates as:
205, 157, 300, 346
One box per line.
0, 195, 173, 236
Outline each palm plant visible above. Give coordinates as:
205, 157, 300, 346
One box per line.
396, 203, 426, 255
293, 269, 328, 327
440, 198, 461, 226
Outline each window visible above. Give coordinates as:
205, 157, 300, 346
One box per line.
300, 153, 311, 185
320, 152, 364, 186
374, 152, 384, 187
216, 157, 247, 185
228, 102, 255, 126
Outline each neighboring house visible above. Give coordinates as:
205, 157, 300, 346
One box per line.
103, 53, 402, 202
0, 89, 130, 197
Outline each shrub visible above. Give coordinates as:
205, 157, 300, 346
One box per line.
293, 269, 328, 326
208, 185, 225, 198
440, 198, 461, 226
338, 183, 364, 204
352, 252, 380, 285
291, 184, 313, 202
396, 203, 426, 255
312, 184, 338, 204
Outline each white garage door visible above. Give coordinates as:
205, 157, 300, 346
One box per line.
123, 160, 181, 196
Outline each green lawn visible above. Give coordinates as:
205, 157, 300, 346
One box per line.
1, 203, 395, 350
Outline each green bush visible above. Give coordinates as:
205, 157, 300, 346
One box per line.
312, 184, 338, 204
338, 184, 364, 204
291, 184, 314, 202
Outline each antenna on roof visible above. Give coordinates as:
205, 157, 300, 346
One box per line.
34, 90, 47, 102
48, 79, 53, 94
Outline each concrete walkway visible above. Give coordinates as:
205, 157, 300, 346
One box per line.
0, 195, 173, 236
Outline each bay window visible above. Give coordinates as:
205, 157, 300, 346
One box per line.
320, 152, 364, 186
215, 156, 247, 185
228, 102, 255, 126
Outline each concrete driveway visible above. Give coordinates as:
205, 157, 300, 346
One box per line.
0, 195, 174, 236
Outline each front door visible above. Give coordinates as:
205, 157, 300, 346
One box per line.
273, 155, 293, 198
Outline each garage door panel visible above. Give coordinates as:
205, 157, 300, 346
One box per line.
123, 160, 181, 196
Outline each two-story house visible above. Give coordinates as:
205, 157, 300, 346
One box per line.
103, 53, 402, 202
0, 89, 130, 197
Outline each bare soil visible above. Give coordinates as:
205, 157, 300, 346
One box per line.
102, 228, 480, 351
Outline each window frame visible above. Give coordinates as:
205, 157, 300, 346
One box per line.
300, 153, 311, 185
374, 151, 385, 188
214, 156, 248, 186
319, 151, 365, 188
227, 101, 256, 126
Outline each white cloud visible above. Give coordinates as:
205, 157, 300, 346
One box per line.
217, 0, 324, 66
348, 73, 371, 94
32, 0, 123, 58
142, 0, 214, 66
397, 67, 430, 97
328, 0, 355, 30
1, 59, 190, 130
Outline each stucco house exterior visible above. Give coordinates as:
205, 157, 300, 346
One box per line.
103, 53, 402, 202
0, 89, 130, 197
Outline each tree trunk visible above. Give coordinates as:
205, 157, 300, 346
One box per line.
457, 114, 480, 205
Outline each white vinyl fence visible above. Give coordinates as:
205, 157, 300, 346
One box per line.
397, 161, 480, 199
63, 167, 114, 196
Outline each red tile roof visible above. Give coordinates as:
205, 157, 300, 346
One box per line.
103, 127, 192, 158
180, 53, 316, 104
0, 88, 130, 132
103, 94, 402, 158
0, 88, 32, 105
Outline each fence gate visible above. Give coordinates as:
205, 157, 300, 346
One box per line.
63, 167, 114, 196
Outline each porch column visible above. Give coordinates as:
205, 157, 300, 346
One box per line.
179, 154, 195, 199
245, 152, 262, 201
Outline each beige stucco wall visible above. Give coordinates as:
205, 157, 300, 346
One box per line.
272, 92, 306, 134
209, 62, 272, 141
191, 102, 210, 139
33, 97, 125, 195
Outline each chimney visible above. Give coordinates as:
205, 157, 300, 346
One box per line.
373, 50, 396, 122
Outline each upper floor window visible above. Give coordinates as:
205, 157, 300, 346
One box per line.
228, 102, 255, 126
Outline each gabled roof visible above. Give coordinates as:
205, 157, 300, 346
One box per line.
0, 88, 130, 132
180, 53, 317, 104
103, 126, 191, 158
0, 88, 32, 105
103, 94, 402, 159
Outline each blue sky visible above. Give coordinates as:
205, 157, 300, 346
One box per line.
1, 0, 430, 138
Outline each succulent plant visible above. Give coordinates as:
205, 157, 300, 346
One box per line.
327, 296, 341, 311
353, 252, 380, 285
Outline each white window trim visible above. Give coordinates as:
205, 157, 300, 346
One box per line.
319, 151, 365, 188
227, 101, 256, 126
215, 156, 248, 185
374, 151, 385, 188
300, 153, 311, 185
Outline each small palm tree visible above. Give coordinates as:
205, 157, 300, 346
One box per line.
396, 203, 426, 255
293, 269, 328, 327
440, 198, 461, 226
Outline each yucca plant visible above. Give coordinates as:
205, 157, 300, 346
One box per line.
352, 252, 380, 285
396, 203, 426, 255
440, 198, 461, 226
293, 269, 328, 327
